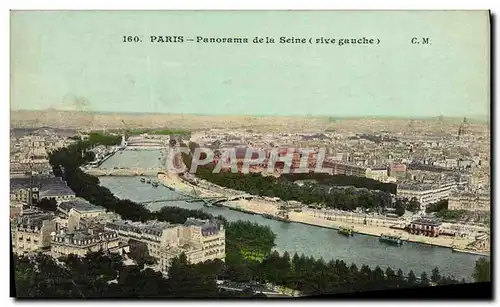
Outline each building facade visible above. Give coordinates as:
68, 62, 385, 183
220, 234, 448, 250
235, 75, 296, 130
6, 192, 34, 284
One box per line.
104, 217, 226, 273
323, 161, 369, 177
397, 181, 457, 211
10, 186, 39, 202
408, 217, 442, 237
10, 176, 76, 202
12, 210, 56, 255
50, 228, 121, 257
57, 199, 107, 218
448, 192, 490, 213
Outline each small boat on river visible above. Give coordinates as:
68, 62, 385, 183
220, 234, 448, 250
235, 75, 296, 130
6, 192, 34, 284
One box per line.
262, 213, 291, 223
338, 226, 354, 236
379, 233, 403, 245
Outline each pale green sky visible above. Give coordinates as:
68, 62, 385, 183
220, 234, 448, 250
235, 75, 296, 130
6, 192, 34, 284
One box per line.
11, 11, 490, 118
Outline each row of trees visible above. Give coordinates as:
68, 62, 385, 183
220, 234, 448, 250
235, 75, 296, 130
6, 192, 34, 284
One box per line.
17, 250, 488, 298
123, 128, 191, 137
13, 252, 235, 298
182, 151, 413, 213
243, 251, 464, 295
87, 133, 122, 147
394, 197, 421, 216
436, 209, 469, 221
184, 142, 396, 193
425, 199, 449, 213
281, 173, 397, 194
225, 221, 276, 263
424, 199, 470, 222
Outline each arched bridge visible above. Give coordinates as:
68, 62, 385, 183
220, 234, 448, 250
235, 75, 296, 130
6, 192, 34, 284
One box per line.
138, 194, 254, 206
83, 167, 165, 177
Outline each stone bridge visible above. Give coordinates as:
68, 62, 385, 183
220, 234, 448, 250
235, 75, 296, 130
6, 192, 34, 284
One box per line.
83, 167, 165, 177
138, 194, 254, 206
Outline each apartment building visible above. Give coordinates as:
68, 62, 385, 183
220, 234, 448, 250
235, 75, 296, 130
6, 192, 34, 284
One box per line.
448, 191, 490, 213
56, 199, 108, 232
10, 185, 39, 203
105, 220, 169, 260
12, 209, 56, 255
10, 176, 76, 202
388, 163, 407, 179
397, 181, 457, 212
326, 161, 369, 177
50, 227, 121, 258
366, 167, 397, 183
468, 174, 490, 189
10, 162, 53, 177
104, 217, 225, 273
10, 201, 24, 220
181, 218, 226, 262
54, 216, 69, 230
57, 199, 107, 218
38, 178, 77, 201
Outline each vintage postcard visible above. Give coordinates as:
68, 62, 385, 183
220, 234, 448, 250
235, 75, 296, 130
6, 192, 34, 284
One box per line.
10, 10, 491, 299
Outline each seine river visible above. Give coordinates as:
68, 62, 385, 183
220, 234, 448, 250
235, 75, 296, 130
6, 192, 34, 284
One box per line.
98, 150, 483, 281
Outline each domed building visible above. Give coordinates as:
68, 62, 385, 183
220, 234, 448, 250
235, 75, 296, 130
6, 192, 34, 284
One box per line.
457, 117, 470, 140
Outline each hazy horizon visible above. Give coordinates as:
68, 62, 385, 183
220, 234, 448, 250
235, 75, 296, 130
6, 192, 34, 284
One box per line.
11, 107, 489, 122
11, 11, 490, 118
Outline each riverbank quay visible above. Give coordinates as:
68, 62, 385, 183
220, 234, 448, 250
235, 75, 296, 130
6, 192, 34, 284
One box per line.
157, 172, 488, 254
217, 280, 301, 297
86, 146, 121, 167
236, 203, 485, 253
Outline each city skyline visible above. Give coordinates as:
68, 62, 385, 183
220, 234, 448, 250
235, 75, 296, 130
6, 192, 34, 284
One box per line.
10, 108, 490, 122
11, 11, 489, 118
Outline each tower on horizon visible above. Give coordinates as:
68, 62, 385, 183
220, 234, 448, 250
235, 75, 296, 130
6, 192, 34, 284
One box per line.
458, 117, 470, 140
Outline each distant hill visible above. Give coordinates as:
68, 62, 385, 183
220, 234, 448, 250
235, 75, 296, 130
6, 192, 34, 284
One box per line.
10, 109, 490, 133
10, 127, 77, 138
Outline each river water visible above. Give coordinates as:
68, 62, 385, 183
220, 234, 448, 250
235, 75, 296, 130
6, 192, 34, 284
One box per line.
98, 150, 483, 281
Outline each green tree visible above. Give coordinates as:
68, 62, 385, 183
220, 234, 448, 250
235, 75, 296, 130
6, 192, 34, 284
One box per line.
473, 257, 491, 282
372, 266, 386, 284
420, 272, 430, 286
167, 254, 219, 297
407, 270, 417, 286
83, 151, 95, 162
127, 239, 155, 268
426, 199, 448, 213
396, 269, 404, 282
407, 197, 421, 213
431, 267, 441, 283
385, 267, 396, 287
